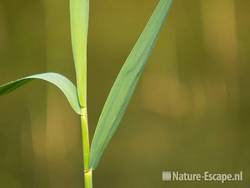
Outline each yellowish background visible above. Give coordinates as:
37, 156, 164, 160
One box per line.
0, 0, 249, 187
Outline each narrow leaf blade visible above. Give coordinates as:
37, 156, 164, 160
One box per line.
90, 0, 173, 169
70, 0, 89, 107
0, 72, 81, 114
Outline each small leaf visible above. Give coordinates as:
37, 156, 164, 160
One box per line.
0, 72, 81, 114
90, 0, 173, 169
70, 0, 89, 107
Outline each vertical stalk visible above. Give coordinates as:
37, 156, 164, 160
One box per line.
84, 168, 93, 188
81, 109, 92, 188
70, 0, 91, 187
70, 0, 89, 107
81, 110, 90, 170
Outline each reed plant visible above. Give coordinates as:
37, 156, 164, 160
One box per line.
0, 0, 172, 187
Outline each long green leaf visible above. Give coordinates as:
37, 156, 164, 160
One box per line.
0, 72, 81, 114
90, 0, 173, 169
70, 0, 89, 107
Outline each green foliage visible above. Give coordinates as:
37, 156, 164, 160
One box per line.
90, 0, 173, 169
0, 73, 81, 114
70, 0, 89, 107
0, 0, 172, 187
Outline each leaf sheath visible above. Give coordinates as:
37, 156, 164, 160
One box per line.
70, 0, 89, 107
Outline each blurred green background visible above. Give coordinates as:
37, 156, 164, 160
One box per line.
0, 0, 250, 187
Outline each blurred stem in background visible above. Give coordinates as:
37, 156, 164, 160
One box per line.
44, 0, 71, 187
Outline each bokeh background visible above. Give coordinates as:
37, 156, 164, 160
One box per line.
0, 0, 249, 187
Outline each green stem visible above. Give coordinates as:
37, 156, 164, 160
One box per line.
70, 0, 91, 186
81, 108, 92, 188
84, 169, 93, 188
